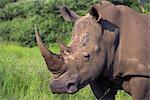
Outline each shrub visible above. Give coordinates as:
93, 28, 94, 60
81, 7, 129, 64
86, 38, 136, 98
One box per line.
0, 0, 149, 47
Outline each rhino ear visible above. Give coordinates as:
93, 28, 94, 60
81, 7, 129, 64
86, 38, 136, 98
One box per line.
90, 1, 121, 26
89, 4, 101, 22
60, 6, 80, 22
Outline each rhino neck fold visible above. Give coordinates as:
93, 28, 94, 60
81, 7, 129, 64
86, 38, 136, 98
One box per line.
101, 28, 120, 80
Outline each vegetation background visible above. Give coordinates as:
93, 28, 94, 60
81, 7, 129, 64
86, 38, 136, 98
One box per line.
0, 0, 149, 100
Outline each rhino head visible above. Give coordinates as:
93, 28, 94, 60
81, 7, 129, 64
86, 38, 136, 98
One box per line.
36, 1, 120, 94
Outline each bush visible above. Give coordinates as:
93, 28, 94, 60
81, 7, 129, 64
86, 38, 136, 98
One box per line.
0, 0, 149, 47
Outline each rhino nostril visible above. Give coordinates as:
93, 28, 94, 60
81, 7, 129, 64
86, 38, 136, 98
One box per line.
67, 83, 75, 89
67, 82, 78, 93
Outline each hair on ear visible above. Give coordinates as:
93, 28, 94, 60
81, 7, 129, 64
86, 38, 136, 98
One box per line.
90, 7, 99, 20
89, 4, 101, 22
59, 6, 80, 22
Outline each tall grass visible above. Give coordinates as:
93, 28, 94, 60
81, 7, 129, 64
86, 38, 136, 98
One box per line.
0, 43, 131, 100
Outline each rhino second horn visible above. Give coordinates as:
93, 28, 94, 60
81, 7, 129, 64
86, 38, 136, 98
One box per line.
35, 24, 64, 73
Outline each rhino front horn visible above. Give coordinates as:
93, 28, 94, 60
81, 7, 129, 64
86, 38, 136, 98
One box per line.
35, 24, 64, 73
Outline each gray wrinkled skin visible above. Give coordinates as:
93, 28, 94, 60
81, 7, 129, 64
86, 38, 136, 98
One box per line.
36, 1, 150, 100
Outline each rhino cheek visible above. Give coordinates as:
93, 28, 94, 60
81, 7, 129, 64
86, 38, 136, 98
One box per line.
79, 59, 105, 87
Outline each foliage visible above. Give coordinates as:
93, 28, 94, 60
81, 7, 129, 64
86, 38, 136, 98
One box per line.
0, 0, 149, 47
0, 0, 18, 8
0, 43, 131, 100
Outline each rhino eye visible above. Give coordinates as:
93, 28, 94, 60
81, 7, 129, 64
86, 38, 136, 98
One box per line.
82, 52, 91, 61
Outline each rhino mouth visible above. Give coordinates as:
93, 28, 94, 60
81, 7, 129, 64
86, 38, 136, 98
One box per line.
50, 80, 79, 94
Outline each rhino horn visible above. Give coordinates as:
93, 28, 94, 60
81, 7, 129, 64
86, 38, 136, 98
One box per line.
35, 24, 64, 73
57, 39, 69, 55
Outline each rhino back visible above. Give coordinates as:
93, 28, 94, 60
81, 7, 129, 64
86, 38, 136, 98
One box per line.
114, 5, 150, 77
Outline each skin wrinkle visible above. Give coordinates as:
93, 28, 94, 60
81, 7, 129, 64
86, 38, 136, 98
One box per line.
100, 20, 120, 80
80, 32, 89, 46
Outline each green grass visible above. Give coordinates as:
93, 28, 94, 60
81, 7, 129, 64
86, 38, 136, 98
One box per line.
0, 43, 131, 100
